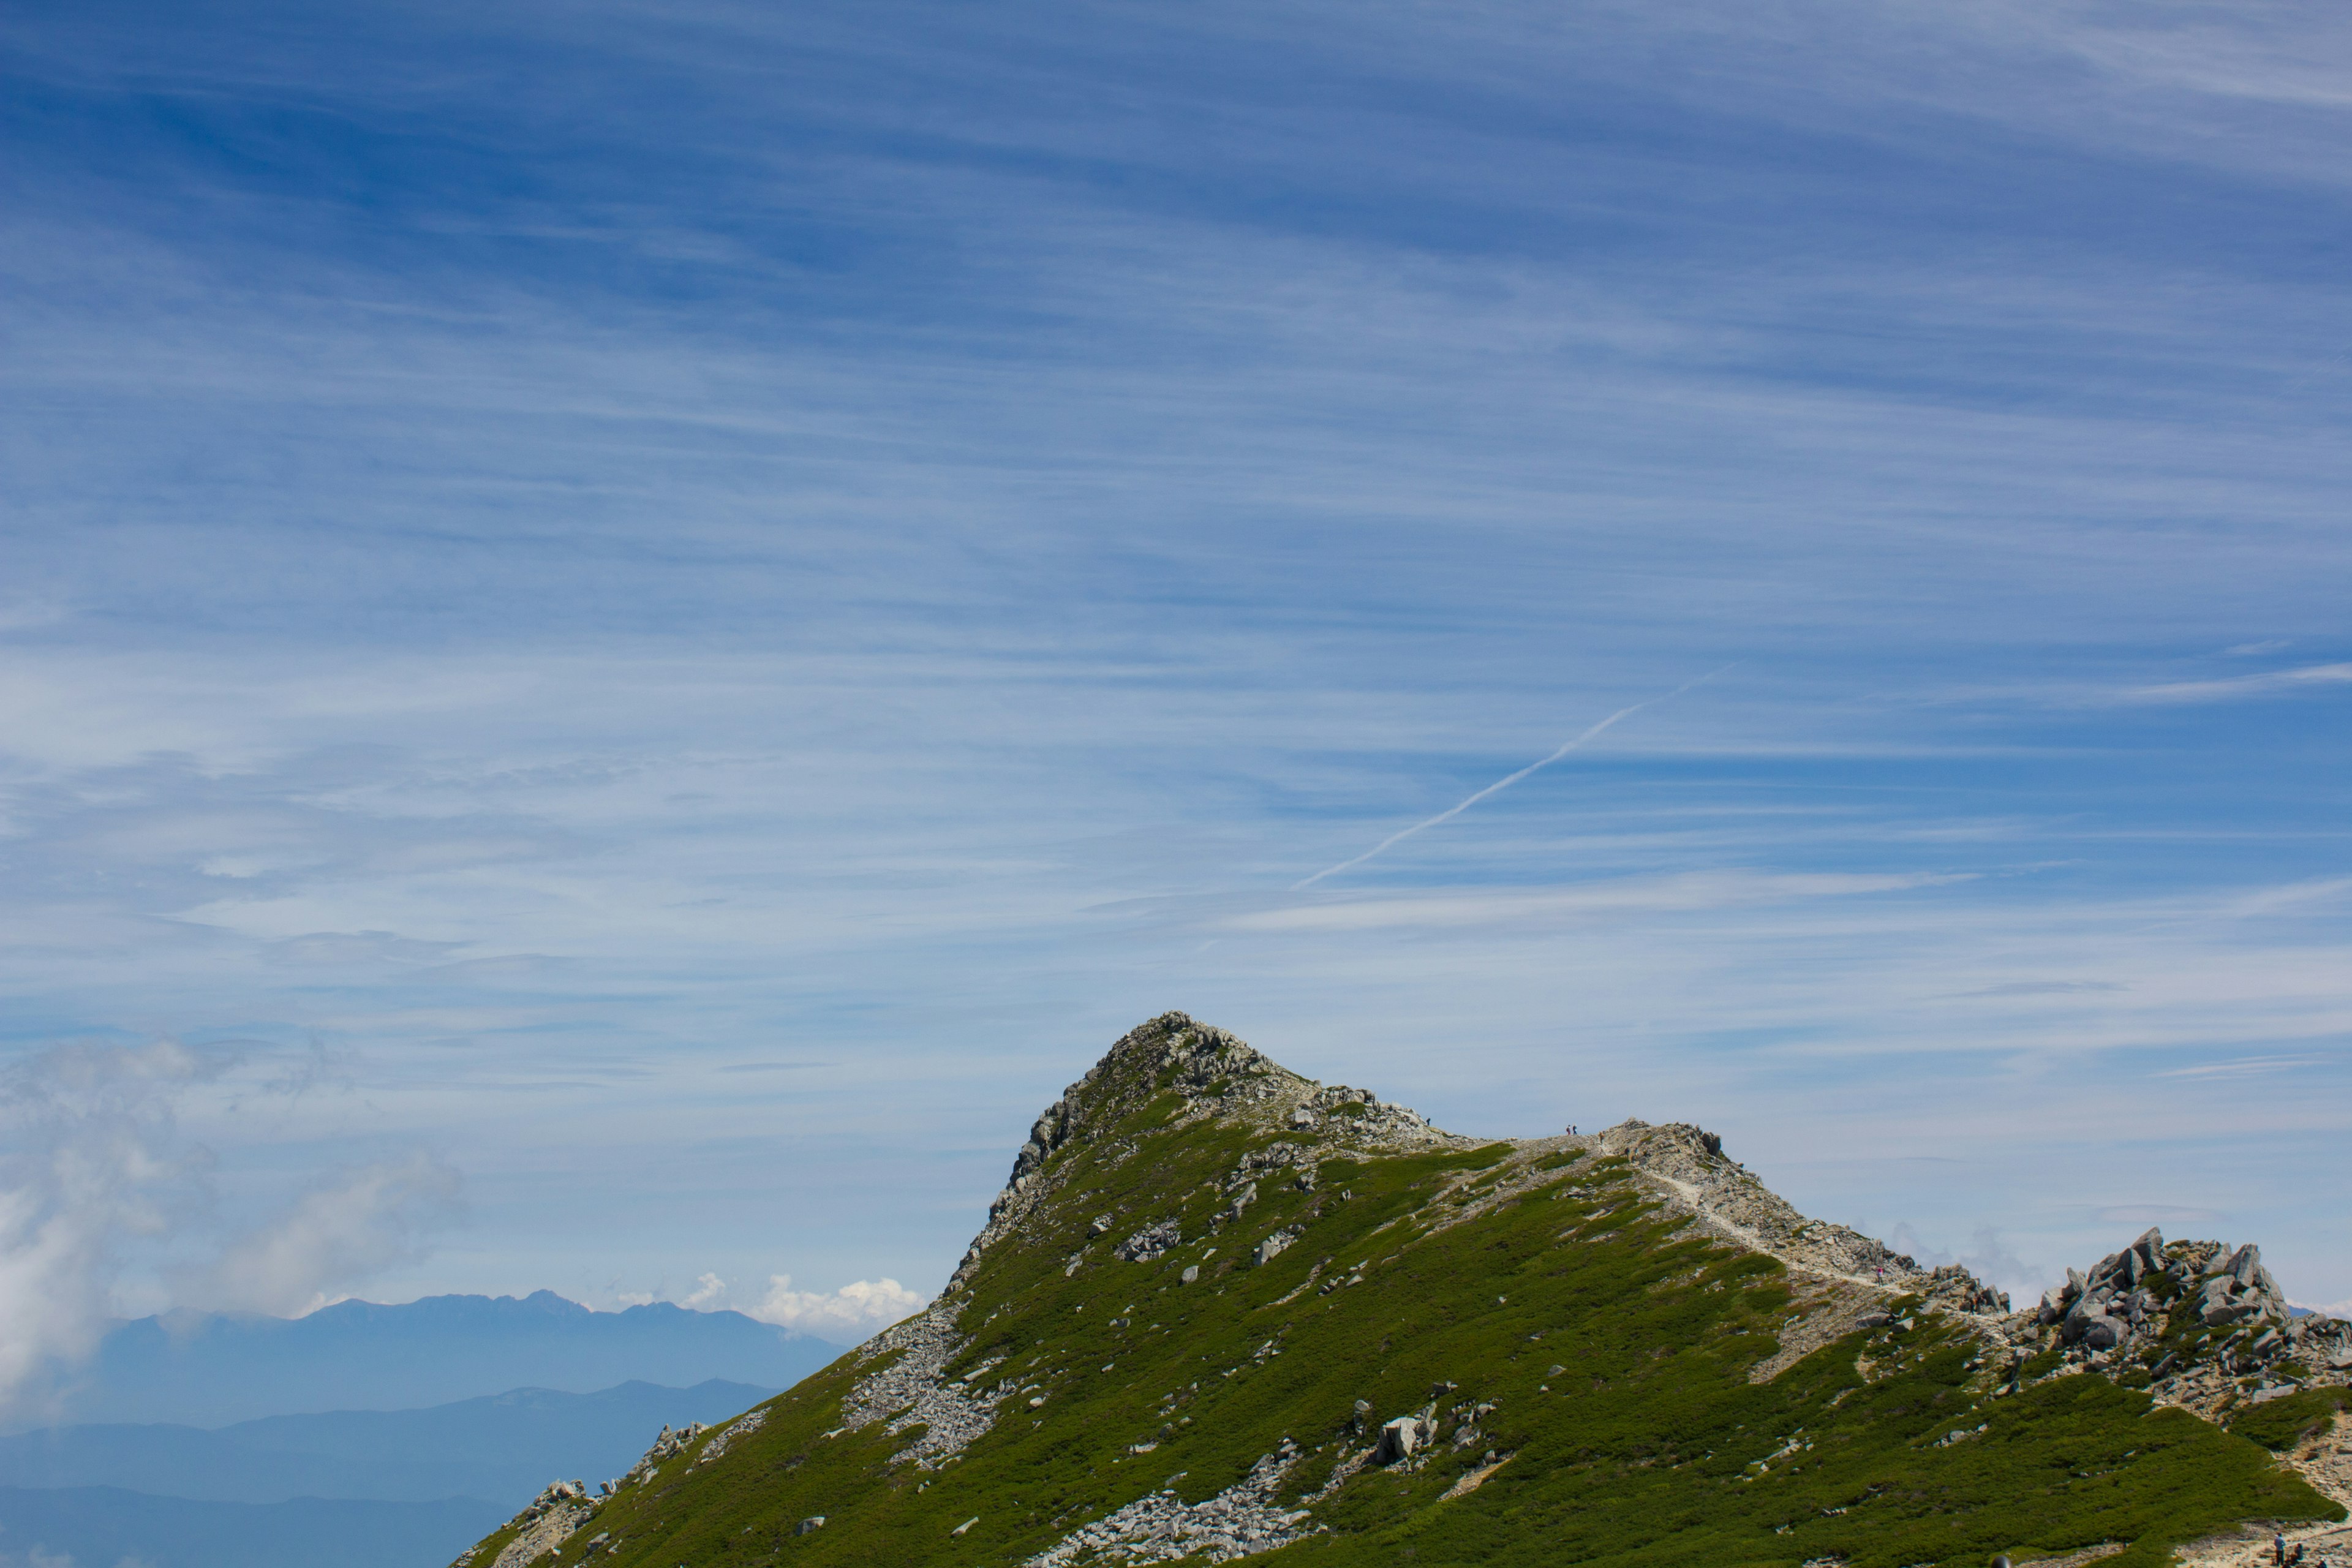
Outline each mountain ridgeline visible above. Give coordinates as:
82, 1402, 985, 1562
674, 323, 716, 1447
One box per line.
457, 1014, 2352, 1568
41, 1292, 836, 1430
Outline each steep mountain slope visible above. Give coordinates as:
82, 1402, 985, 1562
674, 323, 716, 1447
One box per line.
36, 1293, 835, 1429
456, 1014, 2350, 1568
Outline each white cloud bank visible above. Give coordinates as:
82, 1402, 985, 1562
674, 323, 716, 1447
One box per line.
185, 1152, 464, 1317
0, 1041, 464, 1414
627, 1272, 926, 1337
0, 1041, 206, 1417
745, 1273, 925, 1338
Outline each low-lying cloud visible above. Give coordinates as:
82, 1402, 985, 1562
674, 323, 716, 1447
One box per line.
748, 1273, 925, 1338
1886, 1223, 2045, 1306
182, 1152, 464, 1317
0, 1041, 211, 1420
0, 1039, 464, 1415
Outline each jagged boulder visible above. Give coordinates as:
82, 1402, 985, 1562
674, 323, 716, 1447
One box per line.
1253, 1225, 1303, 1267
2078, 1316, 2123, 1351
1117, 1218, 1182, 1263
1374, 1415, 1431, 1465
1921, 1262, 2009, 1316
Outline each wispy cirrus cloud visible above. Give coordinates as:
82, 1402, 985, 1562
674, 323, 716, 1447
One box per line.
0, 0, 2348, 1323
2119, 662, 2352, 704
1232, 872, 1971, 933
2154, 1055, 2324, 1081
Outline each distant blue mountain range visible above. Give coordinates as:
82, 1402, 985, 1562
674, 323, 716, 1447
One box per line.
0, 1291, 859, 1567
27, 1291, 847, 1429
0, 1486, 510, 1568
0, 1378, 779, 1504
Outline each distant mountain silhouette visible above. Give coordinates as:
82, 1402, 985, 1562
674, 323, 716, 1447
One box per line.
0, 1485, 508, 1568
25, 1292, 847, 1429
0, 1378, 778, 1506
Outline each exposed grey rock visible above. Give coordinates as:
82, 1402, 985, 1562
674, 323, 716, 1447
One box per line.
1229, 1182, 1258, 1221
945, 1014, 1319, 1295
1232, 1142, 1313, 1178
1600, 1120, 2003, 1308
796, 1517, 825, 1536
1090, 1215, 1114, 1237
1253, 1226, 1303, 1267
1180, 1265, 1200, 1284
2205, 1295, 2258, 1328
478, 1480, 595, 1568
1023, 1441, 1316, 1566
1118, 1218, 1183, 1264
1374, 1415, 1431, 1466
840, 1301, 996, 1470
696, 1406, 767, 1466
611, 1423, 705, 1494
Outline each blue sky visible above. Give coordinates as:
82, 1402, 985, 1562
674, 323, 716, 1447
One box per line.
1, 0, 2348, 1376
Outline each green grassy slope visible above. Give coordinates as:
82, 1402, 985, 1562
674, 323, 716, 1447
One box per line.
456, 1016, 2340, 1568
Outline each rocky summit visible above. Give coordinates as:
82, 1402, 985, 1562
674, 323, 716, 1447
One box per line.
455, 1013, 2352, 1568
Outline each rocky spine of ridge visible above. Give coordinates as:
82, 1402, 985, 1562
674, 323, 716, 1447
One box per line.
1596, 1118, 2010, 1315
1596, 1115, 2352, 1410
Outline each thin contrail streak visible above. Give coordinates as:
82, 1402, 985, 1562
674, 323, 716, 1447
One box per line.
1290, 669, 1728, 891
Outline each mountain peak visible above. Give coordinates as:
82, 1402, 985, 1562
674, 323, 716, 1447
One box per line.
947, 1012, 1463, 1295
458, 1014, 2352, 1568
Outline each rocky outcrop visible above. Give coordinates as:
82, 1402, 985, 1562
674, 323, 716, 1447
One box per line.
696, 1406, 767, 1465
1117, 1218, 1183, 1263
944, 1014, 1471, 1298
1022, 1441, 1317, 1566
1252, 1225, 1303, 1267
1599, 1118, 2343, 1398
2013, 1232, 2352, 1410
614, 1420, 705, 1490
840, 1302, 997, 1469
946, 1015, 1306, 1293
485, 1487, 591, 1568
2035, 1227, 2179, 1350
1292, 1084, 1446, 1146
454, 1480, 594, 1568
1374, 1415, 1430, 1465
